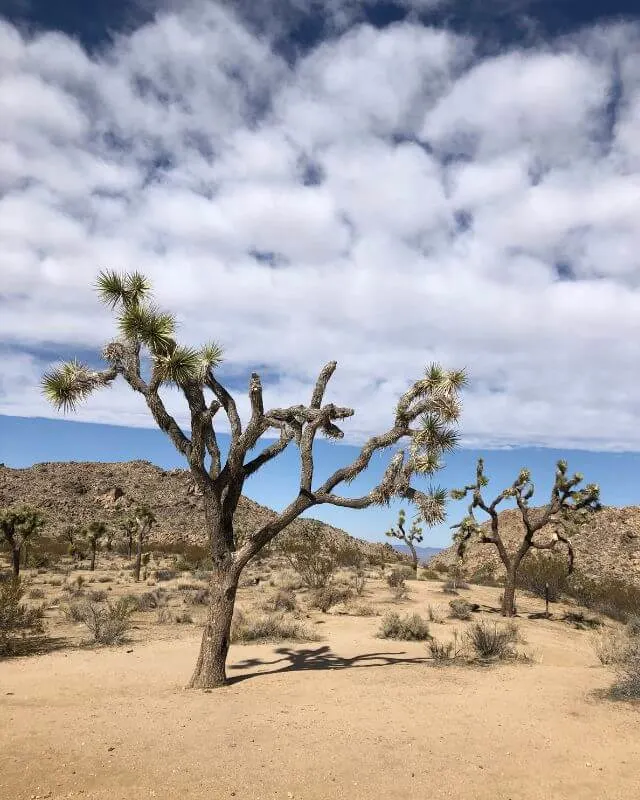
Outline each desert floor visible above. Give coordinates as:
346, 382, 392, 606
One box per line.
1, 567, 639, 800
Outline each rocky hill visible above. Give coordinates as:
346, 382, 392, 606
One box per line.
0, 460, 403, 564
428, 506, 640, 587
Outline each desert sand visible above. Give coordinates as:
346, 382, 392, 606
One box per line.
2, 572, 639, 800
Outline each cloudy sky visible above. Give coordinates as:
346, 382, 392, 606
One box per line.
1, 0, 640, 544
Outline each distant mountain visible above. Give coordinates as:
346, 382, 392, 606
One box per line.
391, 543, 443, 563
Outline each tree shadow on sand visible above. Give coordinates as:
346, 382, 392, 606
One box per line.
227, 645, 431, 685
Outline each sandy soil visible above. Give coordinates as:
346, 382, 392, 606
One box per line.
1, 572, 639, 800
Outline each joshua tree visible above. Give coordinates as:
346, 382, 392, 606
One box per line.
450, 459, 600, 617
61, 524, 87, 562
132, 505, 155, 582
42, 271, 464, 688
385, 508, 424, 577
0, 507, 46, 577
120, 516, 138, 558
86, 521, 107, 571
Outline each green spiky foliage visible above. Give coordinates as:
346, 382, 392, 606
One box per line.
41, 271, 465, 689
86, 521, 108, 571
385, 508, 425, 575
0, 507, 46, 577
450, 459, 601, 617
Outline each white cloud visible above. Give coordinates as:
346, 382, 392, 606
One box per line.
1, 7, 640, 453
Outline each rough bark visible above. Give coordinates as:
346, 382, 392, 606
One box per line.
188, 569, 238, 688
501, 565, 518, 616
90, 548, 96, 571
134, 532, 143, 582
11, 547, 20, 578
408, 542, 418, 577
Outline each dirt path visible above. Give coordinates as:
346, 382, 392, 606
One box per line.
2, 589, 639, 800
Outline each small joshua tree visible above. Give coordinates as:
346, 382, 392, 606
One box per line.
385, 508, 426, 577
42, 271, 464, 688
0, 507, 46, 577
451, 459, 600, 617
61, 524, 87, 562
86, 521, 107, 571
132, 505, 156, 582
120, 516, 138, 559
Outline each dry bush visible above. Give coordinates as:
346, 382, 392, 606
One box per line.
378, 612, 431, 641
28, 587, 45, 599
467, 565, 501, 587
261, 589, 297, 613
173, 610, 193, 624
592, 627, 634, 666
566, 573, 640, 623
428, 632, 465, 663
626, 615, 640, 638
343, 600, 377, 617
154, 569, 178, 582
353, 570, 366, 596
88, 589, 108, 602
427, 604, 446, 624
609, 643, 640, 701
270, 569, 304, 591
309, 585, 353, 613
230, 609, 320, 644
0, 579, 45, 656
449, 599, 473, 620
386, 569, 408, 600
156, 607, 173, 624
517, 552, 569, 602
420, 569, 441, 581
75, 598, 135, 645
465, 620, 518, 661
562, 611, 602, 630
177, 581, 203, 592
184, 588, 210, 606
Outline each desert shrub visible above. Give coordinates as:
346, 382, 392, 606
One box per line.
154, 569, 178, 582
184, 588, 209, 606
466, 620, 518, 660
89, 589, 108, 603
428, 632, 465, 663
468, 565, 501, 587
95, 575, 112, 583
156, 607, 173, 624
427, 604, 445, 624
177, 581, 203, 592
271, 569, 304, 591
449, 599, 473, 620
75, 598, 135, 645
276, 522, 363, 589
378, 612, 431, 641
261, 589, 297, 613
420, 569, 441, 581
193, 569, 212, 582
432, 563, 448, 574
151, 541, 210, 569
124, 590, 166, 611
353, 570, 366, 596
386, 569, 408, 600
344, 600, 377, 616
173, 610, 193, 624
609, 642, 640, 700
309, 585, 353, 613
395, 565, 417, 581
230, 610, 320, 644
63, 601, 88, 623
0, 579, 45, 656
28, 587, 45, 599
517, 552, 569, 602
566, 573, 640, 624
626, 615, 640, 638
592, 628, 633, 665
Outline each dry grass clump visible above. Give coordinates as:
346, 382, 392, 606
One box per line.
0, 579, 45, 656
386, 569, 408, 600
156, 608, 193, 624
449, 599, 473, 620
609, 644, 640, 701
592, 627, 635, 666
71, 598, 135, 645
308, 585, 353, 613
270, 569, 304, 592
377, 612, 431, 641
465, 620, 519, 661
28, 587, 45, 599
428, 631, 465, 663
427, 604, 446, 624
343, 600, 377, 617
230, 609, 320, 644
260, 589, 297, 613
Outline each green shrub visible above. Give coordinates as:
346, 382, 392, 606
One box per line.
0, 579, 45, 656
449, 599, 473, 620
566, 573, 640, 623
517, 552, 569, 602
74, 598, 135, 645
378, 612, 431, 641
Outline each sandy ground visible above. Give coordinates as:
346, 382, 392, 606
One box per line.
1, 574, 639, 800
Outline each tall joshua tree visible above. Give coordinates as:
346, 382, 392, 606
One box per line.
42, 271, 465, 689
450, 458, 600, 617
385, 508, 426, 577
132, 505, 155, 582
0, 507, 46, 577
86, 521, 107, 571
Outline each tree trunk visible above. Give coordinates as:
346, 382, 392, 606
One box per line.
408, 542, 418, 578
90, 548, 96, 571
22, 542, 29, 569
188, 570, 238, 689
501, 569, 518, 616
127, 537, 133, 559
134, 532, 143, 582
11, 547, 20, 577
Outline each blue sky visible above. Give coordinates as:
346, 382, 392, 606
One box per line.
2, 0, 640, 548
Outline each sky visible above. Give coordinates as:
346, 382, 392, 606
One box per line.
1, 0, 640, 547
